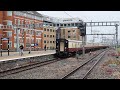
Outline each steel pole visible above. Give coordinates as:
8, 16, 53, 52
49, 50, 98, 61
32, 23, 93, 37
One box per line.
115, 24, 118, 56
82, 36, 85, 56
8, 38, 9, 56
16, 28, 19, 52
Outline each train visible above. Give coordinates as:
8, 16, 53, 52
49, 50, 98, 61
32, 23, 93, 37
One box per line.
56, 38, 109, 58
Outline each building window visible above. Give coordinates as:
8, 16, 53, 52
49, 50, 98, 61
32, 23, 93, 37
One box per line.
7, 21, 12, 25
7, 11, 12, 16
21, 20, 24, 25
68, 36, 70, 38
14, 43, 17, 48
9, 41, 12, 47
50, 46, 52, 49
14, 28, 16, 34
44, 28, 46, 31
47, 29, 49, 31
53, 30, 54, 32
47, 35, 49, 37
50, 41, 52, 43
14, 36, 16, 42
7, 32, 12, 37
18, 19, 20, 25
68, 31, 70, 33
50, 29, 52, 32
50, 35, 52, 38
53, 41, 54, 43
47, 41, 49, 43
73, 36, 76, 38
53, 35, 54, 37
44, 40, 46, 43
44, 34, 46, 37
73, 30, 75, 32
15, 19, 17, 24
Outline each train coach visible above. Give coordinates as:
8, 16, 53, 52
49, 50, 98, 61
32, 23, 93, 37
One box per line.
56, 38, 109, 58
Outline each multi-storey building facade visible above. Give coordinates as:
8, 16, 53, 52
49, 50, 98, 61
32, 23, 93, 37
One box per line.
0, 11, 83, 51
60, 27, 82, 40
0, 11, 43, 50
42, 26, 56, 50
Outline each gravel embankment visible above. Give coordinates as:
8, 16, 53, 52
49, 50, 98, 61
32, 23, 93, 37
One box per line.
87, 49, 120, 79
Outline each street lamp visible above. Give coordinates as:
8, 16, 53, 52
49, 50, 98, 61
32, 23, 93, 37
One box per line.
16, 27, 20, 52
28, 34, 32, 54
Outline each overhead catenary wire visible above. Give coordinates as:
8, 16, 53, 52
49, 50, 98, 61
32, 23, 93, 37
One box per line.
63, 11, 74, 18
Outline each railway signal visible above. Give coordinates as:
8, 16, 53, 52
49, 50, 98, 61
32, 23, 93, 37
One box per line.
78, 23, 86, 36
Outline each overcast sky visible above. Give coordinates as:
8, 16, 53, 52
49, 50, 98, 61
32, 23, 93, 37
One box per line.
38, 11, 120, 43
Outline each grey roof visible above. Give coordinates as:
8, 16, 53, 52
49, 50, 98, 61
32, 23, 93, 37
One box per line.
20, 11, 43, 17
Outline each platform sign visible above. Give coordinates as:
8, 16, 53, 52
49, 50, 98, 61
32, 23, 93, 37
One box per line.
31, 43, 38, 47
2, 38, 8, 40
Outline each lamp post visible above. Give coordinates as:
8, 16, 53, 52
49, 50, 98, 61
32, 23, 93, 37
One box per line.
16, 28, 20, 52
28, 34, 32, 54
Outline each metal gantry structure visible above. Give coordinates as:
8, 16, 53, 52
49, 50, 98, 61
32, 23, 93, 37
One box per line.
85, 21, 119, 55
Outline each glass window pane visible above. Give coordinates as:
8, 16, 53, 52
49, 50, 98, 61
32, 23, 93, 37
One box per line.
7, 11, 12, 16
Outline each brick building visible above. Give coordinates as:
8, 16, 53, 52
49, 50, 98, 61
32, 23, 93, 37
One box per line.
0, 11, 43, 51
0, 11, 83, 51
42, 26, 56, 50
60, 27, 82, 40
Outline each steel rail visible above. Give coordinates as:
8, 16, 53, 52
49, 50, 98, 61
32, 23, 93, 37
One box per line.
61, 49, 107, 79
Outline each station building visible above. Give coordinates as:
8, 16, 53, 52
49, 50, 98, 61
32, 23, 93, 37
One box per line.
0, 11, 43, 51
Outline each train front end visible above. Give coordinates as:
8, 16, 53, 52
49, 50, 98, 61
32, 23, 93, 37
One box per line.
56, 39, 69, 58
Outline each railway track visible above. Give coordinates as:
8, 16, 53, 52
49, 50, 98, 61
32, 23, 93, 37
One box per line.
61, 49, 108, 79
0, 58, 62, 77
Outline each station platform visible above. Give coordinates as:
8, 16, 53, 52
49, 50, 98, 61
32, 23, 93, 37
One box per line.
0, 50, 56, 62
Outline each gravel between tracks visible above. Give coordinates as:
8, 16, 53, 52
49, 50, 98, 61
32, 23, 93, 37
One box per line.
87, 49, 120, 79
0, 50, 103, 79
